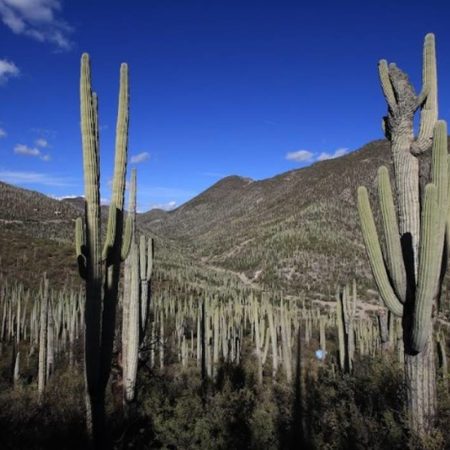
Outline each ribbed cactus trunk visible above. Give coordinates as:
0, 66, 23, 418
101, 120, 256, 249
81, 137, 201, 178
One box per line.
139, 235, 153, 342
123, 240, 140, 404
76, 53, 131, 448
437, 330, 448, 390
38, 274, 48, 401
357, 34, 444, 437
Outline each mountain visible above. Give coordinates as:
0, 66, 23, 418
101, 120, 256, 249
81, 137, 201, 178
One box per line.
139, 139, 435, 298
61, 196, 86, 213
0, 138, 440, 297
0, 181, 80, 241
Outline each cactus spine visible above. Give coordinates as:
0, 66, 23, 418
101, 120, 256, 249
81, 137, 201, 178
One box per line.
357, 34, 446, 435
75, 53, 131, 446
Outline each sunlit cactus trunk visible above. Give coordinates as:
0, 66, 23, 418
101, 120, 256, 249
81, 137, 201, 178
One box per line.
266, 301, 278, 378
139, 235, 153, 342
252, 300, 263, 384
38, 274, 49, 401
46, 297, 54, 382
357, 34, 445, 437
122, 169, 140, 405
13, 349, 20, 387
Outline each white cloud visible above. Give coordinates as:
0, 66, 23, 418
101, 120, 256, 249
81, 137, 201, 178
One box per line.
285, 150, 313, 163
317, 148, 349, 161
0, 127, 6, 137
0, 59, 19, 84
149, 200, 177, 211
14, 143, 40, 156
130, 152, 150, 164
0, 170, 73, 186
14, 143, 50, 161
35, 137, 48, 147
50, 194, 83, 200
0, 0, 73, 50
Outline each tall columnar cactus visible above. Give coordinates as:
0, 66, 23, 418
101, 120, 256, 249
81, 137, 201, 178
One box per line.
122, 169, 140, 405
75, 53, 131, 446
336, 284, 356, 372
38, 273, 48, 401
139, 234, 153, 341
357, 34, 447, 436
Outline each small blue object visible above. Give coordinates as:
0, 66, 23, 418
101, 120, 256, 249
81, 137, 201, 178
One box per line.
315, 349, 326, 360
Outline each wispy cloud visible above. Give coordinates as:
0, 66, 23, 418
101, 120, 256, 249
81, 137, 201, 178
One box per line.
14, 143, 40, 156
0, 170, 73, 187
149, 200, 177, 211
130, 152, 150, 164
14, 143, 50, 161
286, 147, 349, 164
0, 59, 19, 84
30, 127, 56, 138
35, 138, 48, 148
317, 148, 348, 161
0, 0, 73, 50
285, 150, 314, 163
0, 127, 6, 137
50, 194, 83, 200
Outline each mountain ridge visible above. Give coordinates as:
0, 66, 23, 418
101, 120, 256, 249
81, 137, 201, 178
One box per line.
1, 137, 443, 298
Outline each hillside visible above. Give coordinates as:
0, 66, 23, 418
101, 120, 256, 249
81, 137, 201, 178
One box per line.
0, 181, 81, 242
0, 138, 440, 298
139, 139, 436, 297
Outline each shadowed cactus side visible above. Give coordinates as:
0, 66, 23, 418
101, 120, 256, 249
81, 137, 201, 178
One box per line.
75, 53, 132, 447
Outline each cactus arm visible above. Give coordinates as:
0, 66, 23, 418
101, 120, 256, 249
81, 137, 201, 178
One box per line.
430, 121, 448, 231
412, 34, 438, 155
357, 186, 403, 316
412, 122, 448, 352
111, 63, 129, 211
121, 214, 132, 261
411, 184, 439, 352
378, 59, 397, 111
377, 166, 407, 302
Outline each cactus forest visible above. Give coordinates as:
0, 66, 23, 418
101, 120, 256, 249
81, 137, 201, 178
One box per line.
1, 3, 450, 450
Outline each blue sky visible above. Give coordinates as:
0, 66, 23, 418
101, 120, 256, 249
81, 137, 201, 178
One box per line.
1, 0, 450, 211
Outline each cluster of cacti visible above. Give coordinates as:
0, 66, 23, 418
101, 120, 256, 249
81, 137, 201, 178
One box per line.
75, 53, 132, 445
0, 273, 85, 396
138, 268, 409, 386
357, 33, 447, 435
